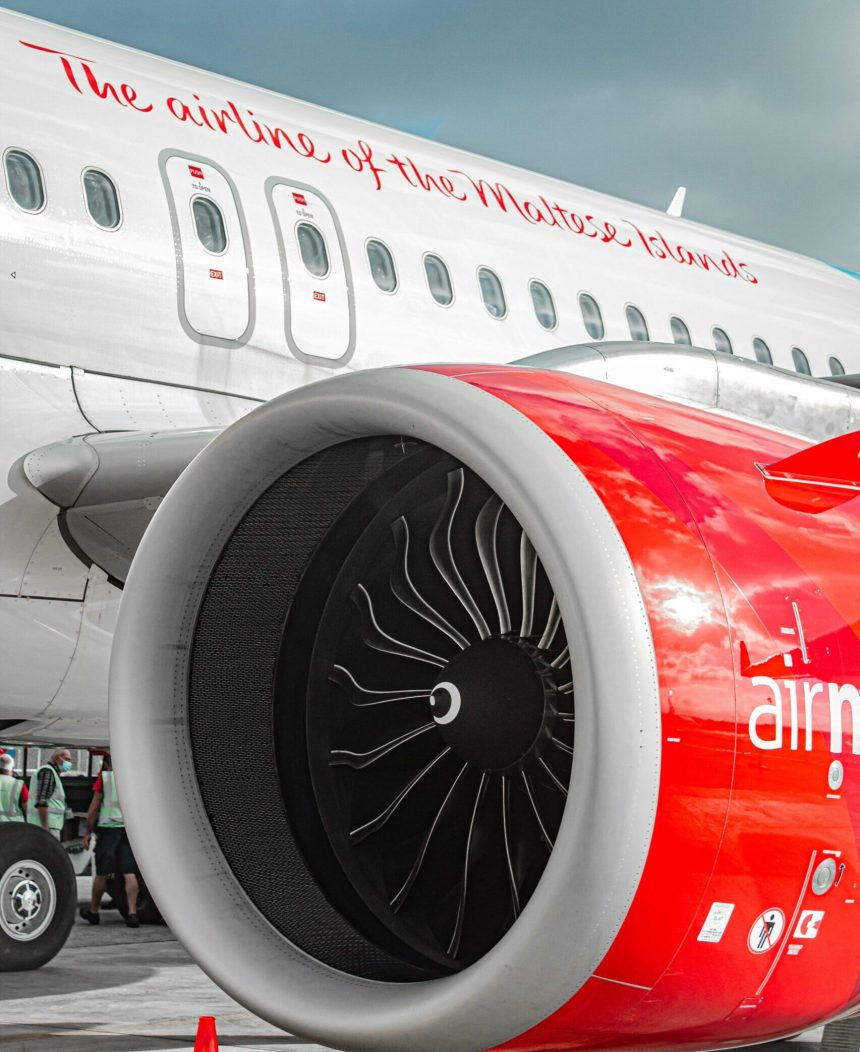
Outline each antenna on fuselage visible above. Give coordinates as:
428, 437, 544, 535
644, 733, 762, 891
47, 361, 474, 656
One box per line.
666, 186, 687, 218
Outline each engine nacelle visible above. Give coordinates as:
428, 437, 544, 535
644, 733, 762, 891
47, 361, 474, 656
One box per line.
111, 363, 860, 1051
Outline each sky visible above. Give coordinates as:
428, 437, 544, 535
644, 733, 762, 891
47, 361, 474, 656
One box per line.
4, 0, 859, 270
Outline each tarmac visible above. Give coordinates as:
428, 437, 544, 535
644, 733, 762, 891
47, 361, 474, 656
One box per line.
0, 880, 857, 1052
0, 879, 328, 1052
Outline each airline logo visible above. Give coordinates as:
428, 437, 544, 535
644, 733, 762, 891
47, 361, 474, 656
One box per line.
749, 676, 860, 753
19, 38, 761, 287
189, 164, 204, 179
794, 910, 825, 939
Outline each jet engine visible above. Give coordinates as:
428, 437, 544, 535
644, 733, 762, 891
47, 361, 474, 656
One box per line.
110, 363, 860, 1051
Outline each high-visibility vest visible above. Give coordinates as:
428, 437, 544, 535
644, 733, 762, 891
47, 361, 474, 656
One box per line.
98, 770, 124, 829
0, 776, 24, 822
26, 764, 66, 831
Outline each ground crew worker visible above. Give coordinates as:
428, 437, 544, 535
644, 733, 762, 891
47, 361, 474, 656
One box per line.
79, 754, 140, 928
0, 753, 28, 821
27, 747, 72, 838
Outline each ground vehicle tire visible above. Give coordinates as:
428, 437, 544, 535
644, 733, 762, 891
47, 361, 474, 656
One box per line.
0, 824, 76, 970
108, 871, 163, 925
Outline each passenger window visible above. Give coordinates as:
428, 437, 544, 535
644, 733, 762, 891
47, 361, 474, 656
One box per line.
366, 239, 397, 293
670, 316, 692, 346
296, 221, 329, 277
579, 292, 604, 340
192, 196, 227, 255
712, 327, 733, 355
83, 169, 121, 230
792, 346, 811, 375
626, 304, 649, 342
753, 337, 773, 364
829, 356, 846, 376
424, 254, 453, 306
4, 149, 45, 212
478, 267, 507, 319
529, 280, 557, 330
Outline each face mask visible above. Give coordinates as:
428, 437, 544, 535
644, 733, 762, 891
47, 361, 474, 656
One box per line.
59, 760, 72, 773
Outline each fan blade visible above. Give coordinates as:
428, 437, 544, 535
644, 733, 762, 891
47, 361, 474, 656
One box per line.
475, 495, 512, 634
390, 517, 469, 649
537, 597, 561, 651
519, 532, 538, 638
390, 762, 469, 913
501, 775, 520, 918
350, 747, 451, 844
521, 770, 554, 850
430, 469, 491, 639
447, 772, 489, 959
353, 584, 447, 668
330, 723, 436, 770
538, 756, 569, 798
329, 665, 430, 707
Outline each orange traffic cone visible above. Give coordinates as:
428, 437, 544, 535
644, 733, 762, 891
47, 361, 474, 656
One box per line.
194, 1015, 219, 1051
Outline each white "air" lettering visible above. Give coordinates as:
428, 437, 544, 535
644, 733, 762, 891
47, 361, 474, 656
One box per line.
749, 676, 860, 753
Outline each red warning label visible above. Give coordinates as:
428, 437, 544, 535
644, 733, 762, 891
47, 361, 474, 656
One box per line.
313, 290, 326, 301
189, 165, 204, 179
293, 191, 307, 206
209, 269, 223, 280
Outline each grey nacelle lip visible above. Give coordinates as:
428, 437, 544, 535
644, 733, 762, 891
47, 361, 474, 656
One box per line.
110, 366, 660, 1052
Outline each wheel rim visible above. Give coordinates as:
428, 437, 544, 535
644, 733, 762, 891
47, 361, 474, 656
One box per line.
280, 451, 573, 970
0, 858, 57, 941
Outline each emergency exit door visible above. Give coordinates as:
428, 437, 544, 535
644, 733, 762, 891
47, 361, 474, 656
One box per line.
160, 151, 254, 347
266, 178, 355, 366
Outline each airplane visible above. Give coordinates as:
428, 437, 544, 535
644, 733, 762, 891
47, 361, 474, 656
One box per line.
1, 7, 859, 1052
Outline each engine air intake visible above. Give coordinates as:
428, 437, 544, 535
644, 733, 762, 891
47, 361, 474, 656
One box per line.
190, 438, 572, 974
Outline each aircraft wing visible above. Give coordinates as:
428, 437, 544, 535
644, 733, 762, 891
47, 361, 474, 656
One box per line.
8, 428, 220, 583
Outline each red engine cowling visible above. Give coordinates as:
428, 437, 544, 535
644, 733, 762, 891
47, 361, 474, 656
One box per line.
110, 364, 860, 1052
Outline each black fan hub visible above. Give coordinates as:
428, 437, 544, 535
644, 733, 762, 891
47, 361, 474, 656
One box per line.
430, 637, 555, 773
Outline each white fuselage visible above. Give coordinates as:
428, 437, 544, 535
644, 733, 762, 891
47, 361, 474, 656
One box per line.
1, 8, 858, 744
